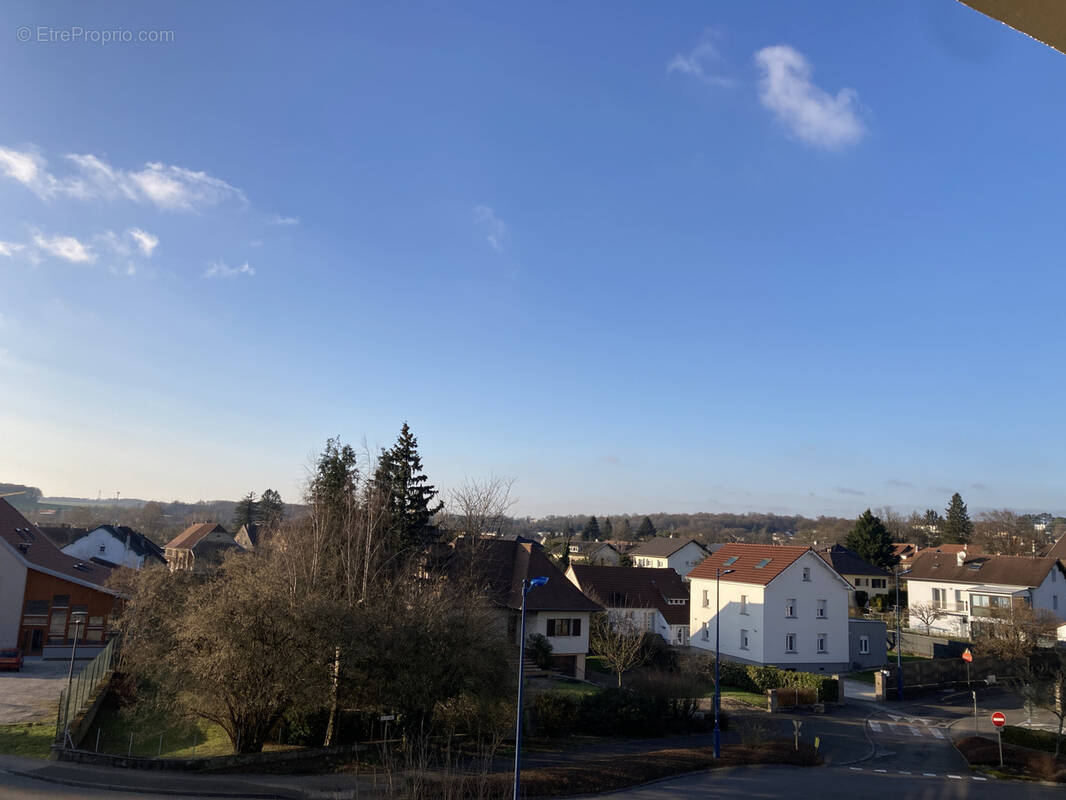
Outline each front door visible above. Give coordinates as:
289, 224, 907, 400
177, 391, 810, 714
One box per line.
22, 628, 43, 655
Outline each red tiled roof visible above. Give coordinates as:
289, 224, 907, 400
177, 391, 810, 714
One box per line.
165, 523, 228, 550
688, 543, 811, 586
569, 565, 689, 625
0, 499, 115, 593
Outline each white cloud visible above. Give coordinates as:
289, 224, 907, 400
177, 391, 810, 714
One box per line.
204, 260, 254, 279
754, 45, 865, 149
269, 214, 299, 226
0, 241, 24, 257
668, 29, 734, 87
0, 145, 246, 211
473, 205, 507, 251
32, 232, 95, 263
127, 228, 159, 256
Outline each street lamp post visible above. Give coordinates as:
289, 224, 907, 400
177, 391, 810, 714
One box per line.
895, 566, 911, 702
513, 575, 548, 800
713, 567, 735, 759
64, 615, 85, 746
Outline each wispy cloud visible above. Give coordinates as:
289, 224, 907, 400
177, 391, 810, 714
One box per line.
885, 479, 913, 488
668, 28, 734, 87
0, 145, 246, 211
32, 231, 95, 263
269, 214, 299, 226
473, 205, 508, 251
602, 455, 622, 465
127, 228, 159, 256
754, 45, 865, 149
204, 260, 254, 279
835, 486, 865, 497
970, 482, 989, 491
0, 241, 24, 257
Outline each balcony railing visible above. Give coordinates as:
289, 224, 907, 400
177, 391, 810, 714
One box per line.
933, 601, 969, 613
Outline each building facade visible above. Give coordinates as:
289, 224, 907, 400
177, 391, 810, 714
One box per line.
61, 525, 165, 569
630, 538, 709, 579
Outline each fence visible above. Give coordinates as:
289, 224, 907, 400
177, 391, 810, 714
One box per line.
55, 637, 118, 745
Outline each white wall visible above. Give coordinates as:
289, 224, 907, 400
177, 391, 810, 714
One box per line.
669, 542, 709, 578
528, 611, 591, 655
689, 578, 766, 663
762, 552, 849, 667
0, 541, 28, 648
62, 528, 143, 569
1030, 566, 1065, 621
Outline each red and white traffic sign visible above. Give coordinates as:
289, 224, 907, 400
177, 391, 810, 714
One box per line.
991, 711, 1006, 728
961, 648, 973, 663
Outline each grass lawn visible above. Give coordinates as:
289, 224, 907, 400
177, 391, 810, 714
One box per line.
533, 680, 601, 699
0, 722, 55, 758
719, 687, 766, 707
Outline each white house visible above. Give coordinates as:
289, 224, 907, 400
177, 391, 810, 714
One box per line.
61, 525, 165, 570
565, 564, 690, 645
689, 543, 854, 673
630, 538, 709, 579
905, 550, 1066, 637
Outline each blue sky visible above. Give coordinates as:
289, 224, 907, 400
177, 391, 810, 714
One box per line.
1, 1, 1065, 517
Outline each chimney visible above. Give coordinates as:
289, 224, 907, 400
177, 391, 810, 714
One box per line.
956, 550, 966, 567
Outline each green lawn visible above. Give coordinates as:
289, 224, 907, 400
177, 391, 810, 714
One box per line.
533, 679, 602, 698
0, 723, 55, 758
719, 687, 766, 707
89, 698, 234, 758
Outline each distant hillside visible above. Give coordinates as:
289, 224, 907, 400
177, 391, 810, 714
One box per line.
0, 483, 43, 512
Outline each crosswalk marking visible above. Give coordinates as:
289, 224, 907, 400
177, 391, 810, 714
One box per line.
929, 728, 945, 739
869, 720, 882, 732
907, 726, 921, 736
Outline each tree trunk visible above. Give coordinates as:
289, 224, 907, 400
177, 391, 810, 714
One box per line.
323, 645, 341, 746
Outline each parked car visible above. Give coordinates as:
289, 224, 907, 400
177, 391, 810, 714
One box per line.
0, 649, 23, 671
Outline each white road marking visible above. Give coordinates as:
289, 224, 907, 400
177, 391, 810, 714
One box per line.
973, 777, 988, 781
887, 713, 901, 720
930, 727, 945, 739
868, 720, 882, 732
898, 771, 911, 775
923, 773, 936, 777
849, 767, 863, 771
948, 774, 962, 780
908, 726, 921, 736
875, 769, 887, 773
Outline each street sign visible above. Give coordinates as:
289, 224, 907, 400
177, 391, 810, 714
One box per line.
380, 714, 396, 722
991, 711, 1006, 728
961, 648, 973, 663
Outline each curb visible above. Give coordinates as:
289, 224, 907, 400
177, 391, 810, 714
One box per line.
0, 765, 305, 799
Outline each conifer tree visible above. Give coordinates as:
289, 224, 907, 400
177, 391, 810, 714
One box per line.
844, 509, 897, 570
233, 491, 258, 529
942, 493, 974, 545
373, 422, 443, 554
602, 517, 613, 539
636, 516, 656, 540
619, 518, 632, 539
582, 515, 600, 541
257, 489, 285, 529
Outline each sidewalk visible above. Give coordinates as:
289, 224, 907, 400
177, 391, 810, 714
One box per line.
0, 753, 380, 799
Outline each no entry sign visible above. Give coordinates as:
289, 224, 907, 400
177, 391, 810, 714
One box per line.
991, 711, 1006, 728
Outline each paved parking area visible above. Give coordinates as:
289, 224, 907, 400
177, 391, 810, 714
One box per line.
0, 658, 71, 723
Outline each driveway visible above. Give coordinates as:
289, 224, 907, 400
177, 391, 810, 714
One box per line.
0, 659, 70, 724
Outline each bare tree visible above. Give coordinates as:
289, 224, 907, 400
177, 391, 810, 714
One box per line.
590, 612, 647, 687
973, 603, 1060, 663
445, 475, 516, 541
909, 602, 947, 634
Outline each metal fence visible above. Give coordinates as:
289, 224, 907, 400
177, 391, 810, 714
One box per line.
55, 637, 118, 745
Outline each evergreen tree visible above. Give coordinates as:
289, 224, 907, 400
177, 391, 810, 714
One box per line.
257, 489, 285, 529
942, 493, 974, 545
233, 491, 258, 529
582, 515, 600, 541
636, 516, 656, 540
619, 518, 632, 540
844, 509, 897, 570
602, 517, 613, 539
373, 422, 443, 554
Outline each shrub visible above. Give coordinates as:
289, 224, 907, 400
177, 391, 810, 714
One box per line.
855, 590, 868, 609
871, 594, 889, 612
527, 633, 553, 669
640, 634, 678, 671
531, 692, 579, 738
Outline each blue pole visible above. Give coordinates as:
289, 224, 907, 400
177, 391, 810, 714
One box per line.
513, 579, 529, 800
713, 568, 721, 758
896, 567, 903, 701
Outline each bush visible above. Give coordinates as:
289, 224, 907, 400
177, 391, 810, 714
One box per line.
527, 633, 553, 669
687, 656, 839, 703
871, 594, 890, 612
854, 590, 868, 609
531, 692, 579, 738
640, 634, 678, 671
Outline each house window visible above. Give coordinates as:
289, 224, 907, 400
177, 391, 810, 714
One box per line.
816, 599, 827, 619
802, 567, 811, 582
546, 618, 582, 637
723, 556, 739, 567
702, 626, 710, 641
871, 578, 886, 589
816, 634, 827, 654
854, 578, 861, 587
785, 633, 796, 653
785, 599, 796, 618
1054, 595, 1059, 611
859, 635, 869, 655
99, 544, 107, 554
702, 589, 710, 608
740, 629, 749, 650
932, 588, 946, 609
740, 595, 748, 615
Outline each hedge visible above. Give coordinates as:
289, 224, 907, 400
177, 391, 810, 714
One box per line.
700, 659, 839, 702
531, 686, 719, 738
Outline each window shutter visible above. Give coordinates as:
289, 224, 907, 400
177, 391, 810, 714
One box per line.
572, 618, 581, 636
547, 619, 555, 637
